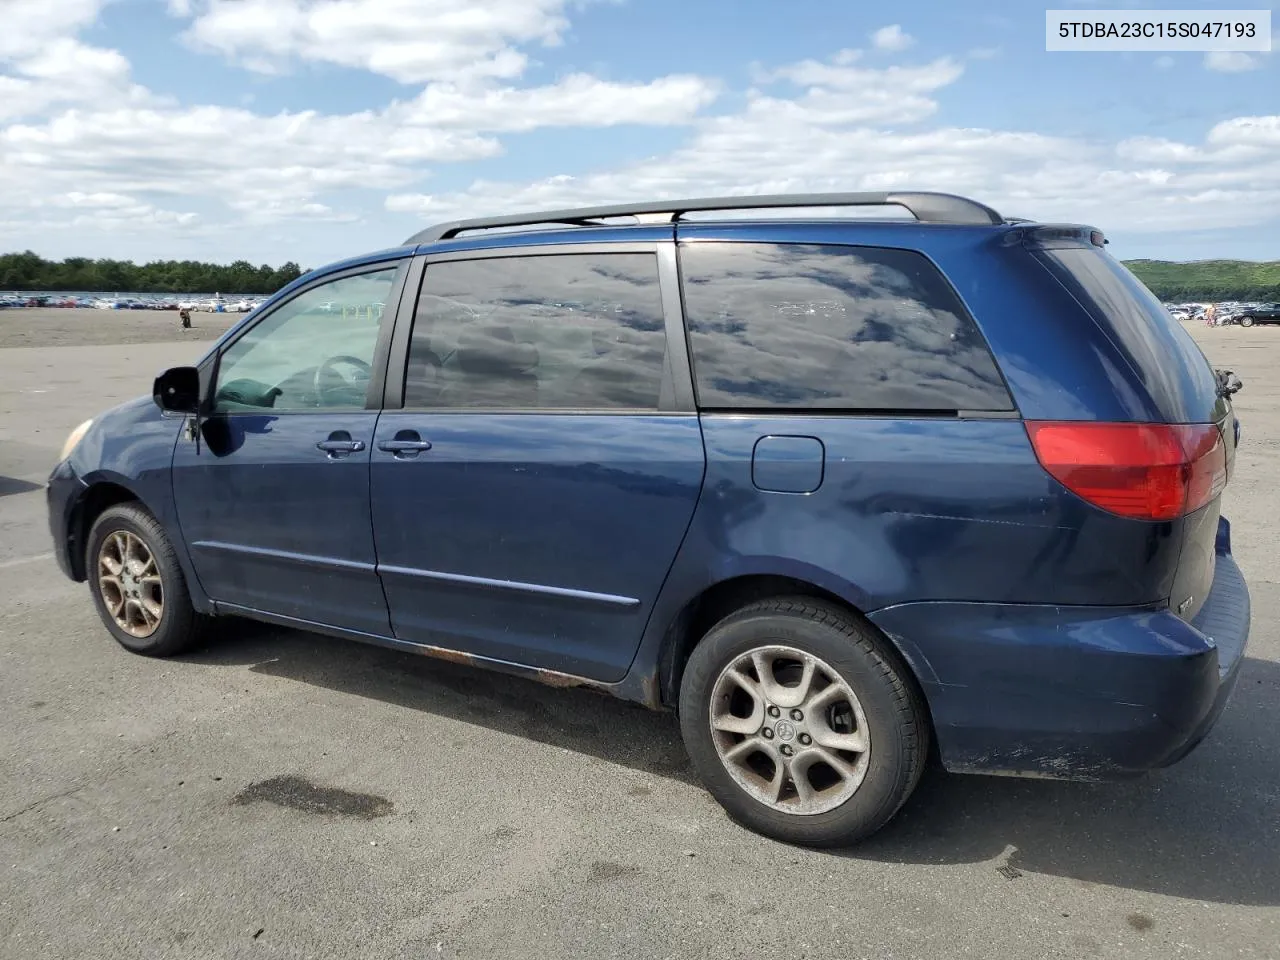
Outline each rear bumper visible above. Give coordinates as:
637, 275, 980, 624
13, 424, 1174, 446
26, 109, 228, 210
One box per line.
869, 516, 1250, 779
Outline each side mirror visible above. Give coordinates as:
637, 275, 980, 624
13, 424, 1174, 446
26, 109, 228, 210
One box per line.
153, 366, 202, 414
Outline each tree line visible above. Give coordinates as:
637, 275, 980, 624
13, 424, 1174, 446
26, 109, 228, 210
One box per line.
0, 250, 307, 294
1123, 259, 1280, 302
4, 248, 1278, 302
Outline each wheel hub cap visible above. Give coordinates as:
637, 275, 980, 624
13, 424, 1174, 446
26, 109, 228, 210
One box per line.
708, 644, 871, 816
97, 530, 164, 639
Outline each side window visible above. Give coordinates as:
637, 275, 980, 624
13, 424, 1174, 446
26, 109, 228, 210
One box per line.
405, 253, 668, 410
213, 266, 401, 412
679, 243, 1013, 412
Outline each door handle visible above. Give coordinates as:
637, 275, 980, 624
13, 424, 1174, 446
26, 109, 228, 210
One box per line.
378, 439, 433, 455
316, 438, 365, 456
378, 430, 432, 458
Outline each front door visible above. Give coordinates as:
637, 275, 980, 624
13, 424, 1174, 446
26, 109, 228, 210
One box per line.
172, 262, 407, 635
370, 247, 706, 682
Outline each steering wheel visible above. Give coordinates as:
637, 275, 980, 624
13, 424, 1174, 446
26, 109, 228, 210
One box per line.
313, 355, 373, 406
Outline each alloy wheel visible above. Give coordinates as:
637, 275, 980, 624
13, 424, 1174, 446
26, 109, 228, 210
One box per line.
97, 530, 164, 638
708, 644, 871, 815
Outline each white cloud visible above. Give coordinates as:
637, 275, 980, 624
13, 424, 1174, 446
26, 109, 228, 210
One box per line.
50, 192, 140, 209
0, 64, 719, 218
752, 53, 964, 126
178, 0, 575, 83
34, 191, 200, 231
1, 103, 498, 202
391, 83, 1280, 239
767, 54, 961, 93
0, 3, 149, 121
1204, 51, 1261, 73
871, 25, 914, 53
0, 39, 154, 121
1204, 34, 1278, 73
385, 193, 439, 214
0, 0, 106, 58
1208, 115, 1280, 150
0, 1, 719, 244
370, 43, 1280, 242
1, 1, 1277, 262
1154, 55, 1174, 70
402, 74, 719, 131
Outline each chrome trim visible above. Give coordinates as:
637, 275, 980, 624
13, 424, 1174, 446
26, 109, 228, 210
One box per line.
190, 540, 377, 573
376, 564, 641, 607
192, 541, 639, 607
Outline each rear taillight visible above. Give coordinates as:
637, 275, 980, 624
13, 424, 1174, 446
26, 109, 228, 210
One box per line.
1025, 421, 1227, 521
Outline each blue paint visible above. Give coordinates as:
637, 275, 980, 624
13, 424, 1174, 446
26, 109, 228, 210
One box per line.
47, 209, 1251, 782
172, 411, 392, 636
751, 435, 824, 494
369, 412, 704, 680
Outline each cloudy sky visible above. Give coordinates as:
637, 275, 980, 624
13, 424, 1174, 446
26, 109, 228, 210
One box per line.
1, 0, 1276, 267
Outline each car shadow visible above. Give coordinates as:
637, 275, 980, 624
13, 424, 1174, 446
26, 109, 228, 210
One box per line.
181, 622, 697, 784
183, 626, 1280, 906
847, 654, 1280, 906
0, 476, 43, 498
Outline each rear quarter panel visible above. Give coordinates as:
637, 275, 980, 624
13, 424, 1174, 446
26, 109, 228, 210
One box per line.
629, 415, 1189, 691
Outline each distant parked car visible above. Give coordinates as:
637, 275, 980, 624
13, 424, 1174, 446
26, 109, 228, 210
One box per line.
1234, 303, 1280, 328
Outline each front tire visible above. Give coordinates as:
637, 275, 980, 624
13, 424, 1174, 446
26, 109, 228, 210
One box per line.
679, 597, 929, 847
1240, 317, 1254, 327
86, 503, 207, 657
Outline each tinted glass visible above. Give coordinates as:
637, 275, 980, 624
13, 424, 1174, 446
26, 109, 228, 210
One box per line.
214, 266, 400, 412
679, 243, 1012, 411
406, 253, 668, 410
1037, 246, 1219, 422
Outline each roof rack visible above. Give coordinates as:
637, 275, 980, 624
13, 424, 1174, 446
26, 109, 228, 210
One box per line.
404, 191, 1004, 245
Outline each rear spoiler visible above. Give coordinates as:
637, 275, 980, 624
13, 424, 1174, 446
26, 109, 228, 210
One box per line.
1005, 224, 1108, 248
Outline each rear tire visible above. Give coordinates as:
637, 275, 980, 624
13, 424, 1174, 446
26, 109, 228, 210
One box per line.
678, 597, 929, 847
86, 503, 210, 657
1240, 317, 1254, 328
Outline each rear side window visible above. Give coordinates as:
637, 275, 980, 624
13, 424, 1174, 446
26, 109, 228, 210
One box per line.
1034, 246, 1220, 422
679, 242, 1012, 412
405, 253, 669, 410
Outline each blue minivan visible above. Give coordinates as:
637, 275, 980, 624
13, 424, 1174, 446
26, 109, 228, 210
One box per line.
48, 193, 1250, 845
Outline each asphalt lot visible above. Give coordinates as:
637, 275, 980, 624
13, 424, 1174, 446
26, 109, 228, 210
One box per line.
1, 310, 1278, 960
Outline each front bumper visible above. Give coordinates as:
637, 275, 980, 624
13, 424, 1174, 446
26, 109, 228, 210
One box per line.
870, 516, 1251, 779
47, 457, 88, 581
